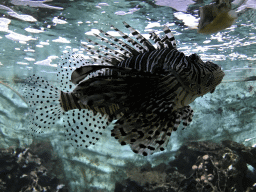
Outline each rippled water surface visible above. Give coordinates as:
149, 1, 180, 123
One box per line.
1, 0, 256, 191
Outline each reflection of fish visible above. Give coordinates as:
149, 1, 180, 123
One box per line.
24, 22, 225, 156
0, 80, 28, 105
198, 0, 238, 34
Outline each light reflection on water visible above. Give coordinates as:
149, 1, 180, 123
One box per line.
0, 2, 254, 63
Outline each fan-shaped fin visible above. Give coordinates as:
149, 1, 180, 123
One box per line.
62, 72, 159, 121
59, 89, 126, 119
71, 63, 161, 85
111, 105, 193, 156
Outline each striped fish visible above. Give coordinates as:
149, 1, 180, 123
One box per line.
25, 21, 225, 156
59, 22, 225, 156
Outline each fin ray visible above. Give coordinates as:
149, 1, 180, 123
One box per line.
161, 26, 177, 49
123, 21, 155, 52
111, 25, 147, 53
111, 105, 193, 156
149, 32, 165, 49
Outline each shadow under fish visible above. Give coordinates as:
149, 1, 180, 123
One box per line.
24, 22, 225, 156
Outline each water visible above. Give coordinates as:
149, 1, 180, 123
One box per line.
0, 0, 256, 191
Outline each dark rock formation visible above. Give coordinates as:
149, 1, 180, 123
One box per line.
116, 140, 256, 192
0, 141, 68, 192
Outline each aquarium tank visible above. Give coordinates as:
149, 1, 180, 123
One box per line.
0, 0, 256, 191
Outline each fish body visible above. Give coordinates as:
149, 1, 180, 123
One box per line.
56, 22, 225, 156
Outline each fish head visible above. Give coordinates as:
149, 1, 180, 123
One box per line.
201, 60, 225, 95
189, 54, 225, 95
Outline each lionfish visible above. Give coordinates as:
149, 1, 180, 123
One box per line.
24, 22, 225, 156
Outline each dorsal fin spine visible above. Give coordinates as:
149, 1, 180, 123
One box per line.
82, 44, 114, 64
161, 26, 177, 49
149, 32, 165, 49
85, 38, 127, 60
123, 21, 155, 52
111, 25, 146, 53
82, 42, 123, 64
93, 32, 132, 57
98, 30, 137, 56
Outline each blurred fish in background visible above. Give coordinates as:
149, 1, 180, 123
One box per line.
156, 0, 255, 34
197, 0, 237, 34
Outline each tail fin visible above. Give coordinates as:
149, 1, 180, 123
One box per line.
22, 52, 111, 149
23, 75, 63, 136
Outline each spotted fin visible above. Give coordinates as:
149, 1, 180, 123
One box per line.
64, 109, 110, 148
23, 75, 63, 136
22, 52, 113, 148
111, 106, 193, 156
23, 75, 110, 148
57, 52, 91, 92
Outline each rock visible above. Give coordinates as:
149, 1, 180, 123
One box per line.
0, 143, 68, 192
116, 140, 256, 192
